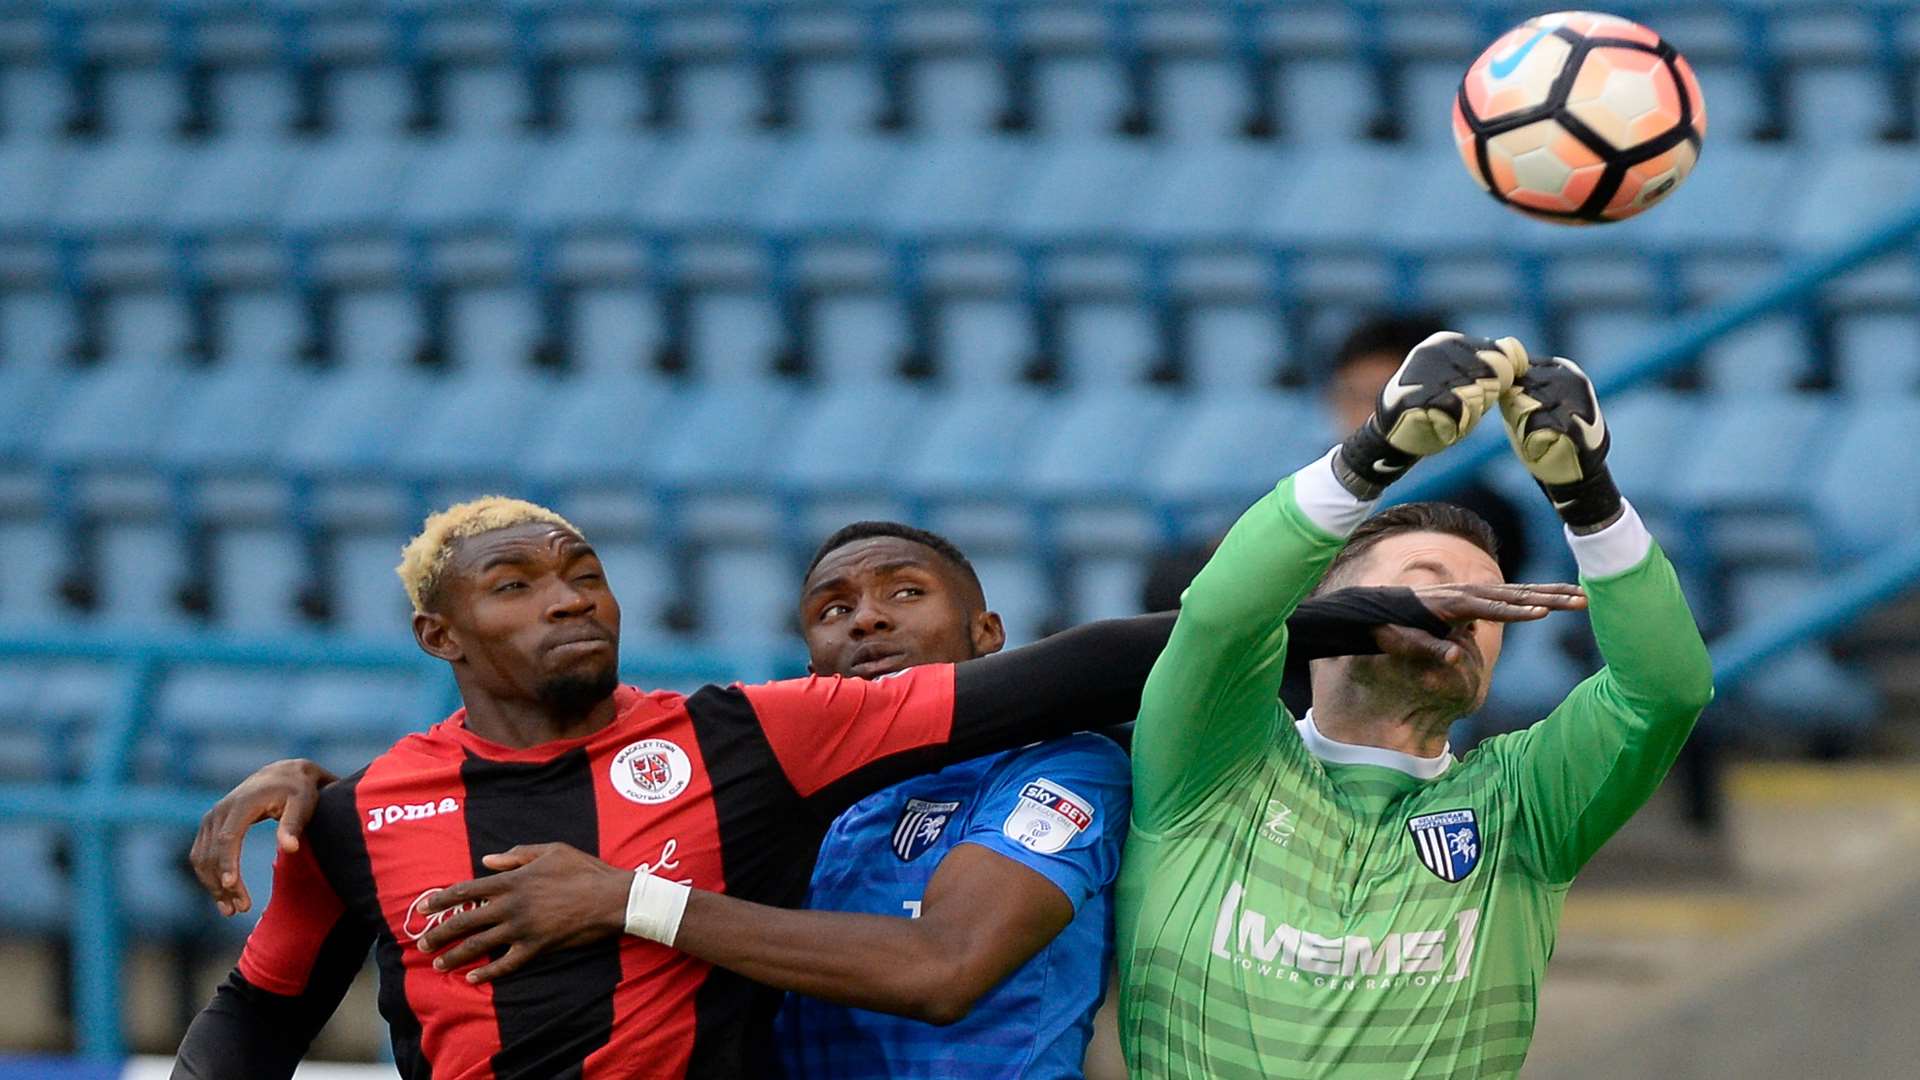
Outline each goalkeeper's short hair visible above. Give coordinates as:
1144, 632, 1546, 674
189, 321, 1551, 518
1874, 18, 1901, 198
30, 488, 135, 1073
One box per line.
1319, 502, 1501, 592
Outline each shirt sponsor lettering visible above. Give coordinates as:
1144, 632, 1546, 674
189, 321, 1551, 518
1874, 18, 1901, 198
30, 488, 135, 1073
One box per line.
1209, 882, 1480, 989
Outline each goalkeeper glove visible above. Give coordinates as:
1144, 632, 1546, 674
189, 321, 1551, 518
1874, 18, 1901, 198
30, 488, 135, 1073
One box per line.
1498, 355, 1623, 531
1336, 332, 1529, 498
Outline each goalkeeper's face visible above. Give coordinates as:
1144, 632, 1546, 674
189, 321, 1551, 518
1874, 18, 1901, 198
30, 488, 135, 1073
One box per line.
1343, 531, 1506, 714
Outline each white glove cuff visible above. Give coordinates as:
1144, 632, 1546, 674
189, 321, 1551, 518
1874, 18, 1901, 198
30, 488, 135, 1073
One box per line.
1564, 499, 1653, 579
624, 870, 691, 946
1295, 448, 1379, 537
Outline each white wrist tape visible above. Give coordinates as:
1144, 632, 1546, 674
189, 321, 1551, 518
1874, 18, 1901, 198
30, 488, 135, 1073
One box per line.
624, 870, 691, 946
1294, 448, 1379, 537
1564, 499, 1654, 579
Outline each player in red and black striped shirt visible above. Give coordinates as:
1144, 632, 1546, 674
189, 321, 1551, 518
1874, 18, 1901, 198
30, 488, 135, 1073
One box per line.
172, 497, 1486, 1080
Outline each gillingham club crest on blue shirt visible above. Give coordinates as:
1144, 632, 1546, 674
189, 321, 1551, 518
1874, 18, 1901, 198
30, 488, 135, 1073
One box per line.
1407, 808, 1481, 882
891, 797, 961, 862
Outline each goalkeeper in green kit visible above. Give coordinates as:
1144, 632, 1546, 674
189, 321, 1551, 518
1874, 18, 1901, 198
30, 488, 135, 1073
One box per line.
1116, 333, 1714, 1078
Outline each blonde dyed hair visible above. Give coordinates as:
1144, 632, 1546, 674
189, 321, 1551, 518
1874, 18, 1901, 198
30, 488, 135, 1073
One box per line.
395, 496, 585, 615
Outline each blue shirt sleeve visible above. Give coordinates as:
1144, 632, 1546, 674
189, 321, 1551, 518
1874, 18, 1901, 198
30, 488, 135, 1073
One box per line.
949, 733, 1131, 913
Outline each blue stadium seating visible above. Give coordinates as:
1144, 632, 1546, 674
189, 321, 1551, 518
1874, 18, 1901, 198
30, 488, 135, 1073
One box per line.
1, 9, 1916, 960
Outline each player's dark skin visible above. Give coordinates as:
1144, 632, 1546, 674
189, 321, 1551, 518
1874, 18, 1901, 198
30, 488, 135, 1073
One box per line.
421, 535, 1066, 1021
414, 523, 624, 750
190, 536, 1582, 1022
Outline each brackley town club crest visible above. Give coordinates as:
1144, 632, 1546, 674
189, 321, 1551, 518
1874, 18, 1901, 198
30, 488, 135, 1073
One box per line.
892, 798, 961, 862
1407, 808, 1481, 882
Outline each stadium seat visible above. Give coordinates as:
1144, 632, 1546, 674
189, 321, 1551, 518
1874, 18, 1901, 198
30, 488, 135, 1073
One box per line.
1832, 314, 1920, 396
1699, 317, 1815, 392
900, 385, 1053, 503
324, 532, 419, 641
693, 546, 799, 645
1787, 146, 1920, 264
160, 140, 307, 359
206, 527, 312, 634
1597, 391, 1700, 510
1479, 619, 1587, 725
1670, 395, 1828, 514
1064, 556, 1149, 625
42, 361, 193, 519
1810, 400, 1920, 559
0, 657, 112, 781
284, 668, 444, 773
0, 523, 72, 628
0, 825, 68, 934
519, 369, 684, 528
1719, 568, 1881, 730
969, 553, 1053, 648
150, 667, 297, 787
389, 368, 565, 503
1143, 389, 1334, 522
1788, 68, 1896, 147
1276, 60, 1376, 145
770, 380, 933, 503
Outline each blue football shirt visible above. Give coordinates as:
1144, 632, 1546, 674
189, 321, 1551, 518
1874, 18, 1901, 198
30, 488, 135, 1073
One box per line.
776, 732, 1131, 1079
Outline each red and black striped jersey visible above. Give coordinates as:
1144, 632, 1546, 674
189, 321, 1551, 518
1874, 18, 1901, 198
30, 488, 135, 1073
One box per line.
244, 667, 993, 1079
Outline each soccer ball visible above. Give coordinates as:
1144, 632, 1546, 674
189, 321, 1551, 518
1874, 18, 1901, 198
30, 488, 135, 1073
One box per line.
1453, 11, 1706, 225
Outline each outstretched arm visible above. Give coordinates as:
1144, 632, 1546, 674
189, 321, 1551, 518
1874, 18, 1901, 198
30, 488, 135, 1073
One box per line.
1131, 333, 1530, 832
1494, 356, 1715, 883
1504, 506, 1713, 883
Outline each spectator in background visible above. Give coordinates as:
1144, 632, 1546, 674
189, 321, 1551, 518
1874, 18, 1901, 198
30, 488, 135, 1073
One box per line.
1326, 313, 1534, 581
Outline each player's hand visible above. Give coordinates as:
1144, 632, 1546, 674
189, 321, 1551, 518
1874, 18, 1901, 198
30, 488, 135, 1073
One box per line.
190, 757, 338, 916
417, 842, 636, 984
1337, 332, 1529, 496
1374, 582, 1587, 665
1499, 355, 1623, 529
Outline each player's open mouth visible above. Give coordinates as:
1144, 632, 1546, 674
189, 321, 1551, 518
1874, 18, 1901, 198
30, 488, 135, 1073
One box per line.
847, 647, 910, 678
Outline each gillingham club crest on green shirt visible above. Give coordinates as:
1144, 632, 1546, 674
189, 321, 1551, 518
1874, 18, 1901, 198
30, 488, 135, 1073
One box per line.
1406, 808, 1480, 882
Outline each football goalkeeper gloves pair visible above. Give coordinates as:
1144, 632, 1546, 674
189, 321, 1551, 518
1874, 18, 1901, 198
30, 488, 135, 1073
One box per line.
1337, 332, 1623, 531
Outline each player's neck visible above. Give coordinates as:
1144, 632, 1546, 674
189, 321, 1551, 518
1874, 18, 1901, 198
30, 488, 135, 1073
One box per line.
458, 691, 621, 749
1307, 683, 1455, 759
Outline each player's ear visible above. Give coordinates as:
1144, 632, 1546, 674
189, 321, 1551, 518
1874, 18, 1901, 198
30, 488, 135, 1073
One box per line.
971, 610, 1007, 657
413, 611, 463, 663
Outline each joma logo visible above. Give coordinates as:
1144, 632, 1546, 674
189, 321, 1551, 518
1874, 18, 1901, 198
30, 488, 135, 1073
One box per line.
366, 796, 460, 832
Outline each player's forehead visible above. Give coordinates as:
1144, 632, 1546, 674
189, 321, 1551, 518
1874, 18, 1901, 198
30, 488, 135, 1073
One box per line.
1358, 530, 1502, 586
447, 523, 593, 575
804, 537, 949, 593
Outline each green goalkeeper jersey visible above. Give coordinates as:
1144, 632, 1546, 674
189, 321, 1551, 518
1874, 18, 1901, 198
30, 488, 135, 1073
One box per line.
1115, 470, 1714, 1079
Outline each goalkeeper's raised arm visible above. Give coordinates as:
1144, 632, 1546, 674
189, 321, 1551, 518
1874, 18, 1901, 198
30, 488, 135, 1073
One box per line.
1129, 332, 1535, 831
1494, 356, 1716, 883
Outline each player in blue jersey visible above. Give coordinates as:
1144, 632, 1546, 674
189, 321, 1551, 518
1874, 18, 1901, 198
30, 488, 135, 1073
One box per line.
767, 522, 1128, 1078
193, 524, 1577, 1077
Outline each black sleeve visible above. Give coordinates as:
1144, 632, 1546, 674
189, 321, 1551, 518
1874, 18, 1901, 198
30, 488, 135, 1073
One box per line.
1283, 586, 1451, 667
171, 917, 370, 1080
799, 589, 1447, 808
942, 587, 1445, 754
